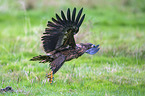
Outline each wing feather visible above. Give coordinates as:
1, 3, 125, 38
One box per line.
55, 14, 63, 24
42, 8, 85, 53
75, 8, 83, 24
67, 8, 71, 21
77, 14, 85, 27
61, 10, 67, 21
72, 8, 76, 22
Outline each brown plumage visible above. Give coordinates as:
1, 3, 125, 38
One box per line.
30, 8, 100, 84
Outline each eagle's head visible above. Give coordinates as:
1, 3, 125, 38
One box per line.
79, 43, 100, 55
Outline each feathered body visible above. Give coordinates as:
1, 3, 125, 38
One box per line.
30, 8, 100, 83
31, 43, 94, 74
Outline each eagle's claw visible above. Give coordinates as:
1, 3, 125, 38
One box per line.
46, 71, 54, 84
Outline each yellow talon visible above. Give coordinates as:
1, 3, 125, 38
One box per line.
47, 71, 53, 84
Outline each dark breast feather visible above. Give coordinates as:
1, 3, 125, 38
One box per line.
41, 8, 85, 53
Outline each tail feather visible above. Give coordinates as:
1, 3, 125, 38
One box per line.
30, 55, 53, 63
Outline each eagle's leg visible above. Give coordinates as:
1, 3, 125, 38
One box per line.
46, 70, 54, 84
46, 55, 66, 84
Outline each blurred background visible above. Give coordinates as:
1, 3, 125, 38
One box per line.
0, 0, 145, 58
0, 0, 145, 95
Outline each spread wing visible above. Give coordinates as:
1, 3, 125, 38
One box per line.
41, 8, 85, 53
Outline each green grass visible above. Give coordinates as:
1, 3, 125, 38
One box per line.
0, 0, 145, 95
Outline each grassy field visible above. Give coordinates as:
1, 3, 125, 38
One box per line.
0, 0, 145, 96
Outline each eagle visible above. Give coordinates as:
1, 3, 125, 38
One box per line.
30, 8, 100, 84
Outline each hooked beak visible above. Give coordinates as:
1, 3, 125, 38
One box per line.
86, 45, 100, 55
